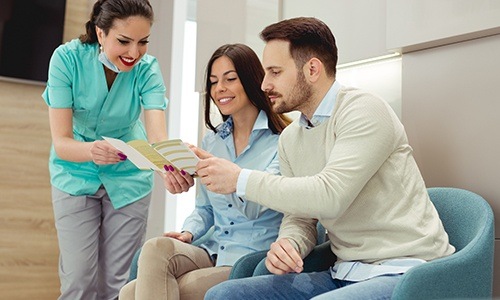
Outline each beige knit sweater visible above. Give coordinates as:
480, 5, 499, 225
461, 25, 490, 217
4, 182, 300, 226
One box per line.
244, 86, 455, 264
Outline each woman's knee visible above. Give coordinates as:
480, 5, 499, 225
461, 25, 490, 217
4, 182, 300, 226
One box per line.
118, 279, 136, 300
139, 237, 178, 264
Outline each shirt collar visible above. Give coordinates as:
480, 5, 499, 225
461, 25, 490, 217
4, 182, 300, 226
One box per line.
218, 117, 233, 140
253, 110, 270, 131
299, 80, 341, 128
217, 110, 269, 140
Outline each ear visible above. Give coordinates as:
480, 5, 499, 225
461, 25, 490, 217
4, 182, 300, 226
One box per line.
303, 58, 322, 83
95, 26, 104, 45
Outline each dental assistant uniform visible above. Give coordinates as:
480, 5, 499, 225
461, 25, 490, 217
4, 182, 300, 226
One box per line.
42, 38, 168, 300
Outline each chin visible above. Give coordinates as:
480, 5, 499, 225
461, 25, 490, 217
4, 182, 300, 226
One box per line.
119, 65, 135, 72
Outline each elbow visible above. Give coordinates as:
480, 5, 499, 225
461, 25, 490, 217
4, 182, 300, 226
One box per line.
52, 143, 69, 161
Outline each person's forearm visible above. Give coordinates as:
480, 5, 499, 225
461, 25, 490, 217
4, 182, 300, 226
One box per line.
278, 215, 317, 258
52, 136, 93, 162
144, 109, 167, 143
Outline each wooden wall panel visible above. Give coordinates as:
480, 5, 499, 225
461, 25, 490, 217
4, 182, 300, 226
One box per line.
63, 0, 92, 43
0, 81, 59, 299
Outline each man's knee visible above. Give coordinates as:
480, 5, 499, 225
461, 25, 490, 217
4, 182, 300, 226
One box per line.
205, 282, 231, 300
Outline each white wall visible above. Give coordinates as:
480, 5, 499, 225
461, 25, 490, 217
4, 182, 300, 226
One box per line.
386, 0, 500, 52
146, 0, 180, 237
195, 0, 279, 92
403, 32, 500, 298
283, 0, 389, 64
384, 1, 500, 294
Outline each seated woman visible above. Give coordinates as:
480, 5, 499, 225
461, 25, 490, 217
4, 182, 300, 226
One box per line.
119, 43, 291, 300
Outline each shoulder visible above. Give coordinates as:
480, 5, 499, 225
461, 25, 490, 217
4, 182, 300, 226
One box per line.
51, 39, 97, 66
136, 54, 160, 70
134, 54, 164, 79
54, 39, 95, 56
201, 128, 218, 149
280, 118, 301, 139
138, 53, 158, 63
333, 86, 401, 138
337, 86, 388, 110
334, 86, 396, 122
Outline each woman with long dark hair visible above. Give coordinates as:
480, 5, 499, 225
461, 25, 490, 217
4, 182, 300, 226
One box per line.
120, 43, 291, 300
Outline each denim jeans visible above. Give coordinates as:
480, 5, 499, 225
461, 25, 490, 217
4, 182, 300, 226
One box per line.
204, 270, 402, 300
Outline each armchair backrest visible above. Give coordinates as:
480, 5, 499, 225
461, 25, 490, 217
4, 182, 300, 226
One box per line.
392, 187, 495, 299
428, 187, 494, 252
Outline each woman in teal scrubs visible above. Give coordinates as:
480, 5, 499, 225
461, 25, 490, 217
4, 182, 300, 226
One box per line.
42, 0, 167, 299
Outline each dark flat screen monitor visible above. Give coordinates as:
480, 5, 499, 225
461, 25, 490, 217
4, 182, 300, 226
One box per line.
0, 0, 66, 83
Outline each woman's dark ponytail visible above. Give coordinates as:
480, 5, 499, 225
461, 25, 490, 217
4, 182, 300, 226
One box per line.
78, 0, 153, 44
79, 0, 105, 43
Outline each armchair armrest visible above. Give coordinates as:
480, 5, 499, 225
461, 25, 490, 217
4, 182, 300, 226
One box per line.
252, 241, 336, 276
392, 240, 494, 299
302, 241, 336, 272
229, 250, 268, 279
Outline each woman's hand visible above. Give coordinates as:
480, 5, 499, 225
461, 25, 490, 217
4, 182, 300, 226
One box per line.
161, 166, 195, 194
89, 140, 127, 165
159, 143, 213, 194
163, 231, 193, 243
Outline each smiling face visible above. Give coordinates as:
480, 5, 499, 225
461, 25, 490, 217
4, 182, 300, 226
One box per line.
96, 16, 151, 72
261, 40, 312, 114
209, 56, 255, 118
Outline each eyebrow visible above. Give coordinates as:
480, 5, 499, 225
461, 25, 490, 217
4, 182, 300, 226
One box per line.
265, 66, 281, 71
210, 70, 237, 77
117, 34, 150, 41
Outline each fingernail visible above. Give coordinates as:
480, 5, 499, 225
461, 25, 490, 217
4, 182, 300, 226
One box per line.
164, 165, 169, 172
169, 165, 174, 172
118, 153, 127, 160
180, 170, 186, 176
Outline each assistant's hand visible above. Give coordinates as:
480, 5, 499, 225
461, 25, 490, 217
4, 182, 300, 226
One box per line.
160, 166, 195, 194
265, 238, 304, 275
196, 157, 241, 194
89, 140, 127, 165
163, 231, 193, 243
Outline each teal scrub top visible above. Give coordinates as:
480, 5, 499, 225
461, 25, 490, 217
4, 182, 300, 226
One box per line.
42, 39, 168, 209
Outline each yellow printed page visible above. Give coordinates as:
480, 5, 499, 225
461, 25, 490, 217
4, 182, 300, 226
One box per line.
152, 139, 199, 175
128, 140, 170, 170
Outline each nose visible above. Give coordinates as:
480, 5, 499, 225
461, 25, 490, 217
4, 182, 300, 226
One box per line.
216, 81, 226, 92
129, 44, 140, 58
261, 73, 271, 92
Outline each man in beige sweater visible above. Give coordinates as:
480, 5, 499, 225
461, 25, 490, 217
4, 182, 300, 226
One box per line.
196, 17, 455, 299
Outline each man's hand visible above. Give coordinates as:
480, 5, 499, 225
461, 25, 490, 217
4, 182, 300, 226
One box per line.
163, 231, 193, 243
189, 144, 213, 159
265, 238, 304, 275
196, 157, 241, 194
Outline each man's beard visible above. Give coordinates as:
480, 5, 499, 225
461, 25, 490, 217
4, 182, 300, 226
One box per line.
272, 71, 312, 114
